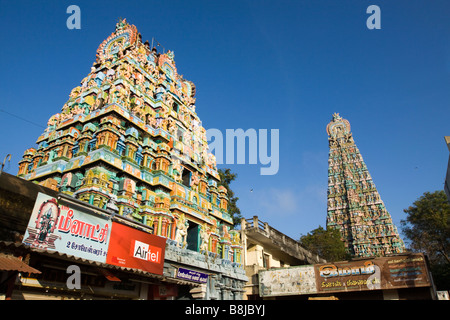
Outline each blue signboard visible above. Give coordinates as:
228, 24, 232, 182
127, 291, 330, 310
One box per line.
176, 267, 208, 283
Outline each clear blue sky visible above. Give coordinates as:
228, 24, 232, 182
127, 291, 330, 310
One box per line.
0, 1, 449, 242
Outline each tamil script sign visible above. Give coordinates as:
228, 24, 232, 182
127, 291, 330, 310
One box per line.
384, 255, 431, 289
315, 254, 431, 294
23, 192, 111, 263
259, 265, 317, 297
22, 192, 168, 276
315, 259, 382, 293
258, 253, 431, 297
176, 268, 209, 283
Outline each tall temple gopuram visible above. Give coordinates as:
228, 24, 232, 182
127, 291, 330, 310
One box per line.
326, 113, 405, 258
17, 19, 242, 262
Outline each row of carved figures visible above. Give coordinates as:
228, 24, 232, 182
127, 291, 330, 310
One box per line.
327, 208, 391, 226
327, 192, 382, 207
328, 180, 376, 195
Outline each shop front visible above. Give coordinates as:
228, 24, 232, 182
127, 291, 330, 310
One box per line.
258, 253, 437, 300
1, 239, 200, 300
0, 185, 201, 300
0, 172, 247, 300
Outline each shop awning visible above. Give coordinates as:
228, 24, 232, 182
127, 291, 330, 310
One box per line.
0, 254, 41, 274
0, 241, 199, 287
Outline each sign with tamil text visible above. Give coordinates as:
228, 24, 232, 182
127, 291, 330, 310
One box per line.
176, 268, 208, 283
315, 259, 381, 293
314, 254, 431, 294
23, 192, 111, 263
258, 253, 431, 297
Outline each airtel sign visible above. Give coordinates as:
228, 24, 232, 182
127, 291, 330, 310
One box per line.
132, 240, 162, 264
106, 222, 166, 275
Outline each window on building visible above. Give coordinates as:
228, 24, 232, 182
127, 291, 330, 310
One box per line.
263, 253, 270, 269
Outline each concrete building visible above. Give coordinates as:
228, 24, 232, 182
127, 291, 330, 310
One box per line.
240, 216, 325, 299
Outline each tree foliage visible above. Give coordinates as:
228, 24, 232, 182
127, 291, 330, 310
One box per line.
299, 226, 351, 262
401, 190, 450, 290
218, 168, 242, 226
401, 190, 450, 264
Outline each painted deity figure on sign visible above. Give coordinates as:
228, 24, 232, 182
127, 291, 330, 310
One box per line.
38, 208, 55, 242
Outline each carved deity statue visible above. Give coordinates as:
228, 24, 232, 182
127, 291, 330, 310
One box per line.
174, 214, 188, 248
199, 225, 210, 252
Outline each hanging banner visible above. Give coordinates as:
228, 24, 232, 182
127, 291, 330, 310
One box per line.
106, 222, 166, 275
23, 192, 111, 263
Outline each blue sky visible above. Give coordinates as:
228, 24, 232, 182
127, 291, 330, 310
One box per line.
0, 1, 449, 242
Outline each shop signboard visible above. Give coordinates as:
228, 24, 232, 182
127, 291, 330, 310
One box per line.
106, 222, 166, 275
23, 192, 111, 263
381, 254, 431, 289
259, 265, 317, 297
258, 253, 431, 297
315, 259, 381, 293
314, 253, 431, 294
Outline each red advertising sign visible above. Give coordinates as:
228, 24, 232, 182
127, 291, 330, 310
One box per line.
106, 222, 166, 275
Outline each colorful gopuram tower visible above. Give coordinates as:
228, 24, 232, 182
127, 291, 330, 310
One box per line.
326, 113, 405, 258
17, 19, 242, 263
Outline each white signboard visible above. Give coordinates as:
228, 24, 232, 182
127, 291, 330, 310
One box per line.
23, 192, 111, 263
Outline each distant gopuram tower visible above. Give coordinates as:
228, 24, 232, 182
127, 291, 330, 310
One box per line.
326, 113, 405, 257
